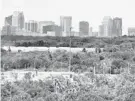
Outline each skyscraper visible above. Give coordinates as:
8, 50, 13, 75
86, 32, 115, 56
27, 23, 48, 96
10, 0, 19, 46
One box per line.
12, 11, 24, 30
89, 27, 93, 36
99, 25, 104, 37
112, 17, 122, 37
102, 16, 113, 37
79, 21, 89, 37
5, 15, 12, 26
25, 20, 38, 32
18, 12, 25, 29
60, 16, 72, 36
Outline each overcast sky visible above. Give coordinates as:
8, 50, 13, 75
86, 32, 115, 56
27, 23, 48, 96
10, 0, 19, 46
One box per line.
1, 0, 135, 34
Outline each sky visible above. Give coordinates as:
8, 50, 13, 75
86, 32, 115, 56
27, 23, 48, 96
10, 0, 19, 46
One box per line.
1, 0, 135, 35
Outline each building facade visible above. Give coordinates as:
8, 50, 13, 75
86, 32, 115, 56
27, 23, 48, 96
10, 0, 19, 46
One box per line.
60, 16, 72, 36
99, 25, 104, 37
79, 21, 89, 37
5, 15, 12, 26
2, 25, 16, 35
112, 17, 122, 37
102, 16, 113, 37
25, 20, 38, 32
128, 27, 135, 36
89, 27, 93, 36
12, 11, 24, 30
38, 21, 55, 33
42, 25, 61, 36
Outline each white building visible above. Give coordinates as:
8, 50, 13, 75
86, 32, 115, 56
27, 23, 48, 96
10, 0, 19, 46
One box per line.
12, 11, 24, 30
60, 16, 72, 36
89, 27, 93, 36
99, 25, 104, 37
102, 16, 113, 37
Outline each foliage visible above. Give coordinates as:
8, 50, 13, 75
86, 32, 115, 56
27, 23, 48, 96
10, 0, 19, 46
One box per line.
1, 72, 135, 101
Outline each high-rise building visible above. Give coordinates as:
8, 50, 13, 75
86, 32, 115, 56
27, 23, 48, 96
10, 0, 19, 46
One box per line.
112, 17, 122, 37
5, 15, 12, 26
25, 22, 28, 31
89, 27, 93, 36
128, 27, 135, 36
60, 16, 72, 36
102, 16, 113, 37
79, 21, 89, 37
12, 11, 24, 30
99, 25, 104, 37
25, 20, 38, 32
25, 21, 38, 32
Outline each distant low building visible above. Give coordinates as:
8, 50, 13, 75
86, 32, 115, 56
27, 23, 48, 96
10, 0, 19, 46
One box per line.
47, 31, 56, 36
2, 25, 16, 35
42, 25, 61, 36
128, 27, 135, 36
38, 21, 55, 33
92, 32, 98, 37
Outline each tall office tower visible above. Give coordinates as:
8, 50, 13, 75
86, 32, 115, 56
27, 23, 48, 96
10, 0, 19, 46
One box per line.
18, 12, 25, 29
89, 27, 93, 36
79, 21, 89, 37
102, 16, 113, 37
99, 25, 104, 37
112, 17, 122, 37
128, 27, 135, 36
34, 22, 38, 32
29, 20, 34, 32
12, 11, 24, 30
60, 16, 72, 36
25, 22, 28, 31
25, 20, 38, 32
5, 15, 12, 26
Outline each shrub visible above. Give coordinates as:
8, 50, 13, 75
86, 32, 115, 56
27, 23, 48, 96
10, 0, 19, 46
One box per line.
45, 93, 62, 101
11, 93, 32, 101
77, 93, 105, 101
111, 59, 127, 74
24, 72, 32, 81
130, 65, 135, 75
133, 57, 135, 62
99, 56, 104, 61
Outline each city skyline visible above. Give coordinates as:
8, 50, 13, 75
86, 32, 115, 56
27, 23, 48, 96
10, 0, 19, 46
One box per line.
1, 0, 135, 35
